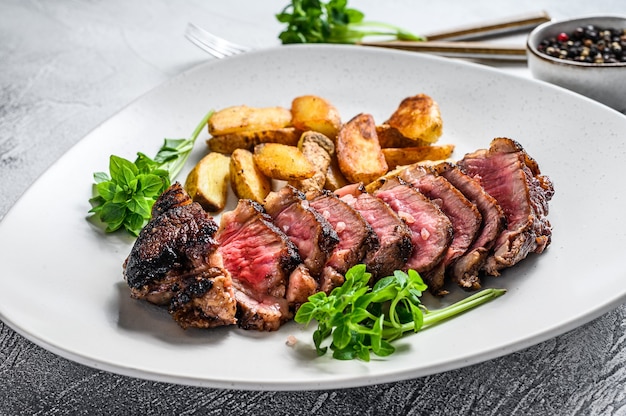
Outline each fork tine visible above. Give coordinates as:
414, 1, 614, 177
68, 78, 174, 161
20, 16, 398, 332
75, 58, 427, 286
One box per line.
185, 23, 250, 58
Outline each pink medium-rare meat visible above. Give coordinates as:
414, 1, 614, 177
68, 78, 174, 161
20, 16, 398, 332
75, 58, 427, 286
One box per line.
399, 164, 482, 293
308, 190, 379, 293
216, 199, 301, 331
433, 162, 507, 290
373, 177, 453, 293
123, 182, 237, 329
458, 137, 554, 276
337, 184, 413, 280
263, 185, 339, 278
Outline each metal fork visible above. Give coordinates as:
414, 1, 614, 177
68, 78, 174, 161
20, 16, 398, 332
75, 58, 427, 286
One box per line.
185, 23, 251, 59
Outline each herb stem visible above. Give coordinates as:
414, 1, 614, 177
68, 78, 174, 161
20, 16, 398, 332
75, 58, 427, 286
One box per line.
381, 288, 507, 338
165, 110, 214, 179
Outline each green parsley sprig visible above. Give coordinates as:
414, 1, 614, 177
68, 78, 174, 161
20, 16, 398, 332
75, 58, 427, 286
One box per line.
294, 264, 506, 361
89, 110, 214, 236
276, 0, 425, 44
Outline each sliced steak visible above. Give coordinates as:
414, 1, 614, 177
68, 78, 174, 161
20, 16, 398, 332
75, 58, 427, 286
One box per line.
373, 177, 453, 294
433, 162, 507, 290
123, 182, 237, 329
337, 184, 413, 279
399, 165, 482, 292
285, 264, 318, 310
308, 190, 379, 293
216, 199, 301, 331
263, 185, 339, 278
458, 137, 554, 276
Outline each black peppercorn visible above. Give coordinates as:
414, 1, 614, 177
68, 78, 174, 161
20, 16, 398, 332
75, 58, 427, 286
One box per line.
538, 25, 626, 63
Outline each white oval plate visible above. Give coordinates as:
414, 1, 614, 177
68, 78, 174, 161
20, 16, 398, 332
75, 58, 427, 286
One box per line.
1, 45, 625, 391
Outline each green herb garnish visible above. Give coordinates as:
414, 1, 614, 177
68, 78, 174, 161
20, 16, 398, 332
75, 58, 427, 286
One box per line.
89, 110, 214, 236
295, 264, 506, 361
276, 0, 425, 44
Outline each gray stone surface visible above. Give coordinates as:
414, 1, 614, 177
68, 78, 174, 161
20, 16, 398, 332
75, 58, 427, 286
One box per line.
1, 1, 625, 414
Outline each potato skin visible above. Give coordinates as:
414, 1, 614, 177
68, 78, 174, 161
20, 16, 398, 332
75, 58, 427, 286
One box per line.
229, 148, 271, 203
336, 113, 388, 184
253, 143, 316, 181
376, 124, 430, 148
290, 95, 342, 139
288, 131, 335, 194
207, 127, 301, 154
386, 94, 443, 143
382, 144, 455, 169
184, 152, 231, 212
208, 105, 292, 136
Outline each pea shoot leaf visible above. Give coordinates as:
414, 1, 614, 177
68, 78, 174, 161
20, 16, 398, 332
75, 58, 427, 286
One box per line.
276, 0, 425, 45
294, 264, 506, 361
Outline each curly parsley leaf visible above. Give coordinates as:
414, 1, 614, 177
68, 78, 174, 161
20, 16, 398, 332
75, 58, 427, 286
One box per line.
89, 110, 214, 236
294, 264, 506, 361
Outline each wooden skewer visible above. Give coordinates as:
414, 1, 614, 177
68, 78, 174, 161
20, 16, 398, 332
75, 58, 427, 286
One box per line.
358, 11, 552, 61
423, 11, 551, 41
359, 40, 527, 61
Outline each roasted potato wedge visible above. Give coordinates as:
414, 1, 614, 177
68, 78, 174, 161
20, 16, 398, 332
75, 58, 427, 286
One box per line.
253, 143, 316, 181
336, 113, 388, 184
208, 105, 292, 136
184, 152, 231, 212
288, 131, 335, 194
290, 95, 342, 139
376, 124, 430, 148
382, 144, 455, 169
207, 127, 301, 154
229, 148, 271, 203
324, 155, 349, 191
386, 94, 443, 143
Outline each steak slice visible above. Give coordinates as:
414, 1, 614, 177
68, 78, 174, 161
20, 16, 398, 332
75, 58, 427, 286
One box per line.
216, 199, 301, 331
123, 183, 237, 329
374, 177, 453, 294
433, 162, 507, 290
263, 185, 339, 278
337, 184, 413, 280
399, 165, 482, 292
458, 137, 554, 276
308, 190, 379, 293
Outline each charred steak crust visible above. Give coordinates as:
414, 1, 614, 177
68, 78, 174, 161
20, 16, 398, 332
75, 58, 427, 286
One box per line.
433, 162, 507, 290
399, 165, 483, 294
150, 181, 193, 217
338, 184, 413, 279
123, 183, 237, 329
124, 196, 219, 291
308, 190, 379, 293
263, 185, 339, 278
458, 138, 554, 276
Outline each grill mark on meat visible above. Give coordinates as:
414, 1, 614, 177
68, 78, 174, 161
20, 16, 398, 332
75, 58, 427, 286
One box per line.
263, 185, 339, 278
123, 183, 237, 329
433, 162, 507, 290
399, 165, 482, 293
216, 199, 301, 331
373, 177, 452, 294
337, 184, 413, 279
308, 190, 379, 293
458, 138, 554, 276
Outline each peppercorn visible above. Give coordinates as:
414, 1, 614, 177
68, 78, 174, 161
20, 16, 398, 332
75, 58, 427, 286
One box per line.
537, 24, 626, 63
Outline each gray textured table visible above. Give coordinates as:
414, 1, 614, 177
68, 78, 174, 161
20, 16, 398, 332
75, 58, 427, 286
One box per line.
1, 1, 625, 414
